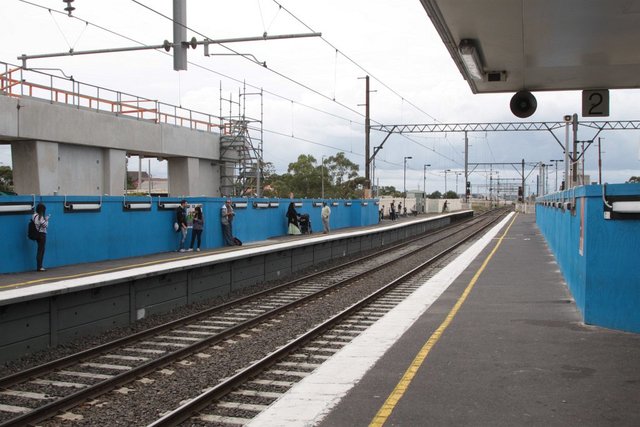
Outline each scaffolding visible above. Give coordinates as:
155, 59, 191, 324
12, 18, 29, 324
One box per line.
219, 82, 264, 197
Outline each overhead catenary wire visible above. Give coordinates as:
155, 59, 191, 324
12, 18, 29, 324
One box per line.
270, 0, 440, 124
18, 0, 460, 171
128, 0, 462, 166
17, 0, 365, 128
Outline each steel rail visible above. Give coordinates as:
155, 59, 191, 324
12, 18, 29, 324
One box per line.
148, 210, 509, 426
0, 212, 494, 426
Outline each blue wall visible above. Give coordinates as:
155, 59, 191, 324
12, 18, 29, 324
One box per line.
0, 196, 379, 274
536, 184, 640, 333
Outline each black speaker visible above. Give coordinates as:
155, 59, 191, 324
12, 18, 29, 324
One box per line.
510, 90, 537, 118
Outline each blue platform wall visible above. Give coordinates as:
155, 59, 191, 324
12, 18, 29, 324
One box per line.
0, 196, 379, 274
536, 184, 640, 333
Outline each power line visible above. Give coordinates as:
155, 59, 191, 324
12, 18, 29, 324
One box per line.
270, 0, 440, 124
129, 0, 459, 164
130, 0, 368, 120
18, 0, 365, 128
18, 0, 457, 167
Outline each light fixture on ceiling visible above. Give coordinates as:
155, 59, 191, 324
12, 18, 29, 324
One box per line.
458, 39, 484, 81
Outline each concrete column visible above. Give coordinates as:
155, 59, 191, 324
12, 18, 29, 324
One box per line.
198, 159, 220, 197
103, 148, 126, 196
168, 157, 199, 196
11, 140, 59, 195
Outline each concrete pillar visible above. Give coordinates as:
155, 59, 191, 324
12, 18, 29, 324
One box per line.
168, 157, 199, 196
103, 148, 126, 196
11, 140, 59, 195
198, 159, 220, 197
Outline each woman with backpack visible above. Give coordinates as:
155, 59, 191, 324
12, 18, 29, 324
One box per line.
33, 203, 50, 271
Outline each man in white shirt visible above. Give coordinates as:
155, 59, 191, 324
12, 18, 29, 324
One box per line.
321, 202, 331, 234
221, 198, 236, 246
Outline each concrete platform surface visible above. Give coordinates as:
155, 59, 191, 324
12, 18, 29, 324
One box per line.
250, 213, 640, 427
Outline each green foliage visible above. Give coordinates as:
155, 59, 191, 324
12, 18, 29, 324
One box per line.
0, 165, 14, 193
378, 186, 402, 197
627, 176, 640, 183
265, 152, 363, 198
427, 190, 442, 199
443, 190, 458, 199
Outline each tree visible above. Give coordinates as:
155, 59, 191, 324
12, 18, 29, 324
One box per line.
443, 190, 458, 199
427, 190, 442, 199
326, 152, 359, 188
0, 165, 14, 193
378, 186, 402, 197
627, 176, 640, 183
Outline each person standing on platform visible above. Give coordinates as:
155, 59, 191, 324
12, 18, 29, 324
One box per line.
321, 202, 331, 234
176, 199, 188, 252
221, 198, 236, 246
390, 201, 396, 221
286, 202, 301, 235
33, 203, 50, 272
188, 206, 204, 252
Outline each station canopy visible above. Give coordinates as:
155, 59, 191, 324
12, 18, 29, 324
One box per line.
419, 0, 640, 94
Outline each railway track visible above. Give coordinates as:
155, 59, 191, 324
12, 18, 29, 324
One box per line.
0, 208, 509, 426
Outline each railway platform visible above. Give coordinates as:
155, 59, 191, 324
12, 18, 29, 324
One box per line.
0, 210, 472, 363
249, 213, 640, 426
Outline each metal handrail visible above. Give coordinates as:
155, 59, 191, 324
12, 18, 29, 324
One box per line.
0, 60, 222, 132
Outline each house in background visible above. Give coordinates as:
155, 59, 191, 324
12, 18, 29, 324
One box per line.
126, 171, 168, 196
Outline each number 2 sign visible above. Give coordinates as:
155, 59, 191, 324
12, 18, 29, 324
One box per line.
582, 89, 609, 117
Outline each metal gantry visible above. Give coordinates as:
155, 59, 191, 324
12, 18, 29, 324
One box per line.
367, 119, 640, 200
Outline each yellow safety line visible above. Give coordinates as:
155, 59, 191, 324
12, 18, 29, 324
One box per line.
369, 213, 518, 427
0, 252, 212, 290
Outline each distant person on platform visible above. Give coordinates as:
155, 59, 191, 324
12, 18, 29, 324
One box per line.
390, 201, 396, 221
176, 199, 188, 252
286, 202, 301, 235
321, 202, 331, 234
33, 203, 50, 272
188, 206, 204, 252
442, 200, 448, 213
221, 198, 236, 246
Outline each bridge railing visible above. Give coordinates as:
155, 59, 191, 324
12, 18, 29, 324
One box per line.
0, 61, 221, 132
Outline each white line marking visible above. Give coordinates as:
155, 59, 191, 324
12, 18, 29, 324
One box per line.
247, 213, 514, 427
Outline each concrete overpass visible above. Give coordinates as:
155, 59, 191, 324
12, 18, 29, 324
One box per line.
0, 64, 232, 197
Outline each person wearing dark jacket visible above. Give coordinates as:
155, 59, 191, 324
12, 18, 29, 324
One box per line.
176, 199, 188, 252
33, 203, 50, 271
188, 206, 204, 251
286, 202, 300, 235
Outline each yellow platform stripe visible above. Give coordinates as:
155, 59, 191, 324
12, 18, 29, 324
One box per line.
369, 213, 518, 427
0, 252, 211, 290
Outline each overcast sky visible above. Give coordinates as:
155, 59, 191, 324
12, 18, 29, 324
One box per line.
1, 0, 639, 195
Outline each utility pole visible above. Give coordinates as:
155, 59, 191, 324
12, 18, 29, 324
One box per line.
572, 113, 579, 187
173, 0, 188, 71
598, 137, 603, 185
464, 131, 469, 202
360, 76, 371, 194
521, 159, 525, 201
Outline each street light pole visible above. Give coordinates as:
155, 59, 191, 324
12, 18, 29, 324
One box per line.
550, 159, 563, 192
455, 172, 462, 196
321, 155, 326, 199
444, 169, 451, 194
373, 146, 382, 197
403, 156, 412, 211
423, 164, 431, 213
